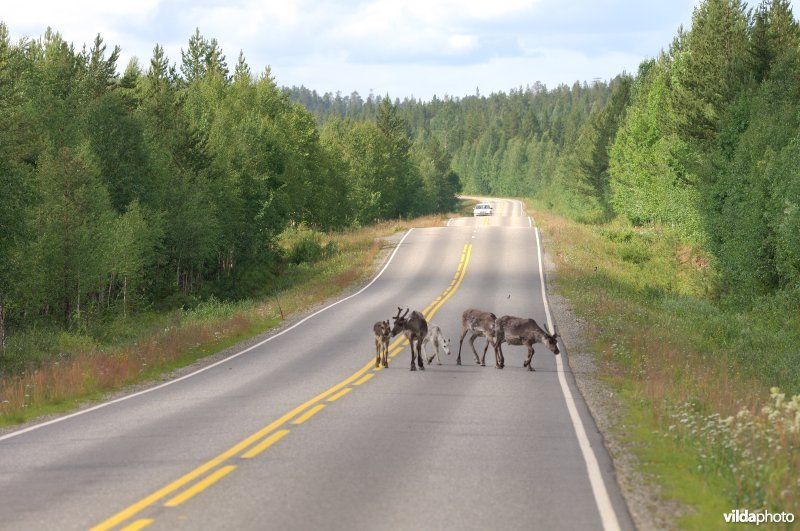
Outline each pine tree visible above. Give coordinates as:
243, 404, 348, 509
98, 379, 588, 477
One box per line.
674, 0, 749, 147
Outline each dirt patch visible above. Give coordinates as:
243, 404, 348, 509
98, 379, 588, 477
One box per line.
540, 232, 679, 531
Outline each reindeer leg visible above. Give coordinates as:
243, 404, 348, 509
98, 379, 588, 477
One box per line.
457, 329, 468, 365
382, 343, 389, 368
469, 334, 483, 365
409, 340, 417, 371
481, 337, 494, 367
494, 339, 503, 369
417, 339, 425, 370
525, 344, 536, 371
493, 337, 504, 369
423, 338, 434, 365
493, 341, 503, 369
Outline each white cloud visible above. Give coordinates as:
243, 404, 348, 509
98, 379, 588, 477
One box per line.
277, 46, 644, 100
5, 0, 161, 23
2, 0, 705, 100
330, 0, 539, 62
186, 0, 302, 40
5, 0, 160, 38
446, 34, 478, 53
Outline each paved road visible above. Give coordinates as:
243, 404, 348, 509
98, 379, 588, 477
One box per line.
0, 198, 633, 530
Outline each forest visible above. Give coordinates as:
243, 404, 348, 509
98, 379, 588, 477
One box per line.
1, 0, 799, 369
289, 0, 800, 309
0, 26, 459, 358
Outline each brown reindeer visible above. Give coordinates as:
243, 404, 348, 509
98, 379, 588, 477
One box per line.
457, 309, 498, 367
391, 307, 428, 371
373, 320, 391, 368
494, 315, 559, 371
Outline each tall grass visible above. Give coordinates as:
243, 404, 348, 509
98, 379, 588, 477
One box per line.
531, 203, 800, 524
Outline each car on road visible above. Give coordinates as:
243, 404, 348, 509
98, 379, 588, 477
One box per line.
473, 202, 493, 216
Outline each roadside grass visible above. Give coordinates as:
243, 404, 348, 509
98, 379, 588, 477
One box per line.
530, 203, 800, 526
0, 212, 453, 427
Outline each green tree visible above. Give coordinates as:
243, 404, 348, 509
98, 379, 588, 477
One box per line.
673, 0, 749, 149
31, 144, 115, 325
567, 75, 632, 217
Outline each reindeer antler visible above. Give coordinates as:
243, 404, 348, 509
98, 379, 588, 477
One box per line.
401, 308, 409, 319
393, 307, 403, 320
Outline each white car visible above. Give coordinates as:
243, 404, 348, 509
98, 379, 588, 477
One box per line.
473, 202, 493, 216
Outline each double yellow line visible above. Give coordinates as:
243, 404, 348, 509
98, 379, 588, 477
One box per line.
92, 242, 474, 531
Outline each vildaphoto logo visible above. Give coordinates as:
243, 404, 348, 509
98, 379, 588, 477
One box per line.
723, 509, 795, 525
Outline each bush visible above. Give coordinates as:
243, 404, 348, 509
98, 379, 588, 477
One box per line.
285, 228, 339, 265
289, 233, 324, 264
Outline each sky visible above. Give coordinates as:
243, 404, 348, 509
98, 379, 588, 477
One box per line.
4, 0, 711, 101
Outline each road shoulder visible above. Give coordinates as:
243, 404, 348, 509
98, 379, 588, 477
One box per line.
540, 231, 678, 531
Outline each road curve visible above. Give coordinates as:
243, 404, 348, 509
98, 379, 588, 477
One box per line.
0, 198, 633, 530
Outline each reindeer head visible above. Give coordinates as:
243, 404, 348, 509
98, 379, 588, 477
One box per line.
544, 324, 560, 355
442, 337, 451, 356
391, 307, 409, 337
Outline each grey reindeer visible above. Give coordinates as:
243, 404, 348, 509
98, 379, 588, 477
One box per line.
457, 308, 498, 367
493, 316, 560, 371
391, 307, 428, 371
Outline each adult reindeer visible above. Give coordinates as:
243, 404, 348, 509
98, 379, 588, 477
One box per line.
493, 315, 559, 371
391, 307, 428, 371
457, 309, 498, 367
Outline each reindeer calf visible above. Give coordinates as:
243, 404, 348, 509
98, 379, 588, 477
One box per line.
422, 325, 450, 365
373, 320, 391, 368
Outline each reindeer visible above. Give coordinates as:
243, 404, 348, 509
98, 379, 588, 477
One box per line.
493, 315, 560, 371
373, 320, 391, 368
457, 309, 498, 367
422, 325, 450, 365
391, 307, 428, 371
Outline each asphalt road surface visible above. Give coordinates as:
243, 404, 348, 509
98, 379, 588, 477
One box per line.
0, 198, 633, 530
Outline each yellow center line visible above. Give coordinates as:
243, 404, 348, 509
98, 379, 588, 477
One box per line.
163, 466, 237, 507
327, 387, 353, 402
92, 240, 474, 531
353, 373, 375, 386
425, 243, 473, 320
388, 342, 407, 357
120, 519, 153, 531
241, 429, 291, 459
291, 404, 326, 424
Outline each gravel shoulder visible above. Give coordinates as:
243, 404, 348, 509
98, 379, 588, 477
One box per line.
540, 231, 679, 531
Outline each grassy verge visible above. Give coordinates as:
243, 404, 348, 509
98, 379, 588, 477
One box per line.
530, 203, 800, 527
0, 213, 454, 427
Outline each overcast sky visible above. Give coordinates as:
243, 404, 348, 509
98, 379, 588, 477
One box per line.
4, 0, 714, 100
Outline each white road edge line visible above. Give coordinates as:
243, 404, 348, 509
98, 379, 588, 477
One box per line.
0, 229, 416, 442
534, 226, 621, 531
